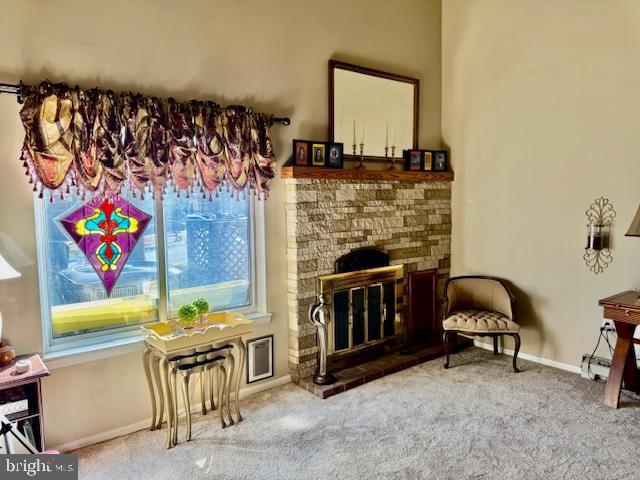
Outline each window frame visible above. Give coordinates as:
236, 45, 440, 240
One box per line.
35, 192, 268, 356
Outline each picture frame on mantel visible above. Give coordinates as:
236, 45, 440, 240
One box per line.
433, 151, 448, 172
423, 151, 433, 171
325, 143, 344, 169
293, 139, 310, 166
329, 59, 419, 164
406, 150, 422, 171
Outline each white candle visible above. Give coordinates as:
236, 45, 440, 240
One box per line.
393, 123, 396, 146
385, 122, 389, 148
353, 120, 356, 145
361, 118, 365, 143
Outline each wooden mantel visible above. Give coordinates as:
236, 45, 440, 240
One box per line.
281, 166, 454, 182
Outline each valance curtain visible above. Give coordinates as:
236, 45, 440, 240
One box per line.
19, 81, 276, 201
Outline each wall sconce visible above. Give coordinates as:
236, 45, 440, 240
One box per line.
583, 197, 616, 274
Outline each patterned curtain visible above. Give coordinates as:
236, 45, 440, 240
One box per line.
19, 81, 276, 201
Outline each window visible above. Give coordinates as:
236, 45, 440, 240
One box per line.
35, 189, 264, 353
163, 192, 251, 317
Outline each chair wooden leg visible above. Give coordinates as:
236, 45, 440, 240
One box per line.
493, 336, 499, 355
443, 331, 450, 369
511, 333, 521, 373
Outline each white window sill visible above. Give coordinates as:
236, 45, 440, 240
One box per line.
245, 311, 272, 325
44, 311, 272, 370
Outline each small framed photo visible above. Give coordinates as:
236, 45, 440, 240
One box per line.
325, 143, 344, 169
433, 151, 448, 172
423, 151, 433, 171
293, 140, 310, 166
312, 143, 326, 167
247, 335, 274, 383
406, 150, 422, 171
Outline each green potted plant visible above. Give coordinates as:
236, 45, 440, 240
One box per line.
192, 297, 210, 325
177, 303, 198, 329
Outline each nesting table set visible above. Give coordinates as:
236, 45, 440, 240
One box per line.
141, 312, 253, 448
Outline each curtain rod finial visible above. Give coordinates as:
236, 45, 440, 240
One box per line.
270, 114, 291, 126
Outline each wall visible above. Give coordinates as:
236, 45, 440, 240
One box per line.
443, 0, 640, 368
284, 178, 451, 380
0, 0, 442, 449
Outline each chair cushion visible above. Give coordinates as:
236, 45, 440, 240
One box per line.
443, 309, 520, 333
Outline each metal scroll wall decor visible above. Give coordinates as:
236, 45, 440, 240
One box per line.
583, 197, 616, 275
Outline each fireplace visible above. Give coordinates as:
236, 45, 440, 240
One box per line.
283, 176, 453, 382
306, 248, 461, 394
318, 249, 404, 369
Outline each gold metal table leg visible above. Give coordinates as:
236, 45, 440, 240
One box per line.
152, 353, 164, 430
170, 365, 178, 446
209, 367, 216, 411
159, 357, 174, 449
233, 338, 246, 422
142, 348, 157, 431
225, 353, 235, 426
181, 373, 192, 441
218, 365, 228, 428
200, 372, 207, 415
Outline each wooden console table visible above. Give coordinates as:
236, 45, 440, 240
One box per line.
598, 291, 640, 408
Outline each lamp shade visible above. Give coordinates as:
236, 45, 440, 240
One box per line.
0, 253, 20, 280
626, 205, 640, 237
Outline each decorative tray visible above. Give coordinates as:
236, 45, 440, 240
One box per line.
141, 311, 253, 353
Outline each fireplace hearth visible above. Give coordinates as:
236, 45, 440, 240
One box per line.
303, 248, 470, 395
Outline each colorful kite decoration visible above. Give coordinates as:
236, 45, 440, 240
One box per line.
59, 197, 152, 295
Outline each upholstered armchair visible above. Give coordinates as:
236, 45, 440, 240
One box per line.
442, 276, 520, 372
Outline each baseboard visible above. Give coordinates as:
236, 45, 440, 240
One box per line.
52, 374, 292, 453
238, 374, 292, 399
474, 340, 581, 374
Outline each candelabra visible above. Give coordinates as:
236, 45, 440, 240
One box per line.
356, 142, 366, 170
387, 145, 397, 170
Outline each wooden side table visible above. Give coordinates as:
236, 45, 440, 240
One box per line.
0, 354, 50, 451
598, 291, 640, 408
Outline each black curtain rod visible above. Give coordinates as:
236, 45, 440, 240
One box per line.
0, 81, 291, 126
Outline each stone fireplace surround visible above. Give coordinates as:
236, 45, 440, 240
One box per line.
284, 175, 452, 382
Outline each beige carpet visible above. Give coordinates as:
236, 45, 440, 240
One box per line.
77, 348, 640, 480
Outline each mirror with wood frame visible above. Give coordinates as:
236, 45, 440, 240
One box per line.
329, 60, 419, 162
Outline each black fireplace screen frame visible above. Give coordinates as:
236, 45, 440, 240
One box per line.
335, 248, 390, 274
